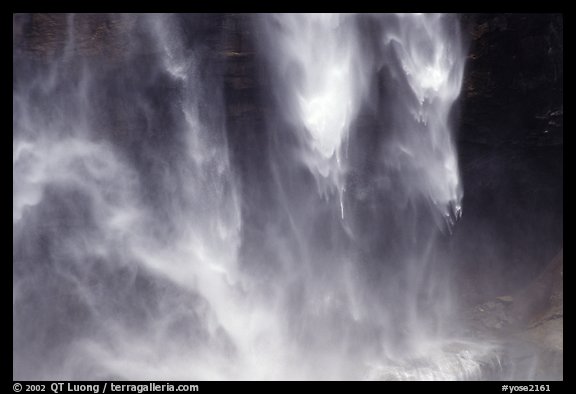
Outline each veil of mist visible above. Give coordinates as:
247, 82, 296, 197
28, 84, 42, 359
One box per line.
13, 13, 562, 380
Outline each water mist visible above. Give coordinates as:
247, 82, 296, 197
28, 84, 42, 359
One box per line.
14, 13, 526, 380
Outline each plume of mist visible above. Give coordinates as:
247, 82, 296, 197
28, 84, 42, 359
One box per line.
13, 13, 539, 380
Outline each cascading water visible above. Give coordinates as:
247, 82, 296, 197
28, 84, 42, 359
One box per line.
14, 13, 244, 380
256, 14, 368, 220
253, 13, 493, 380
14, 13, 549, 380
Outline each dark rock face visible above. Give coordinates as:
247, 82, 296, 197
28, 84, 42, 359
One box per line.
459, 13, 563, 147
13, 13, 133, 59
453, 14, 563, 301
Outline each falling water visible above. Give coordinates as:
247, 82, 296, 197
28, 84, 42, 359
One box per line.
14, 13, 525, 380
254, 12, 486, 379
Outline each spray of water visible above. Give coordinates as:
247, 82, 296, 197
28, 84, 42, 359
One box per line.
379, 13, 464, 226
254, 12, 480, 379
14, 13, 505, 380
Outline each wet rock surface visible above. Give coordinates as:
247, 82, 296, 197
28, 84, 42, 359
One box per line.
460, 249, 563, 380
12, 13, 564, 151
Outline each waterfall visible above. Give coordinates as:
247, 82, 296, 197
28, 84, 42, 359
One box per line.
254, 12, 484, 380
14, 13, 243, 380
14, 13, 507, 380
